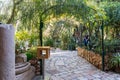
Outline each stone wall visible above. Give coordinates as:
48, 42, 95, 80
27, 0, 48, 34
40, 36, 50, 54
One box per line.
77, 47, 110, 70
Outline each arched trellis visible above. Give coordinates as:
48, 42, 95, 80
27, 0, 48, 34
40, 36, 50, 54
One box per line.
38, 3, 105, 79
39, 3, 97, 46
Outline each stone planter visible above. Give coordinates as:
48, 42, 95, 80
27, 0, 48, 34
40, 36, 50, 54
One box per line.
15, 54, 35, 80
77, 47, 111, 70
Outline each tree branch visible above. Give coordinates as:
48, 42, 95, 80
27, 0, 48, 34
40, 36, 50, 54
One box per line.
7, 0, 23, 24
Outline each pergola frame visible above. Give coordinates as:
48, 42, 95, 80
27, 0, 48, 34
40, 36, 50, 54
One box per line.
39, 3, 105, 79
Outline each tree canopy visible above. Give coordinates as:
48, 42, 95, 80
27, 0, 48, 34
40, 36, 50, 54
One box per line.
0, 0, 120, 47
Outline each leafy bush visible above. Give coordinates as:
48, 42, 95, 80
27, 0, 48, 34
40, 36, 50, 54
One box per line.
60, 43, 68, 50
68, 44, 76, 50
15, 30, 30, 41
44, 37, 54, 47
15, 30, 39, 54
26, 52, 35, 61
105, 39, 120, 46
59, 32, 70, 50
25, 47, 37, 61
104, 39, 120, 53
110, 53, 120, 68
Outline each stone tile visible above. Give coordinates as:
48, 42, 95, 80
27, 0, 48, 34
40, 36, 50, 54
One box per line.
77, 77, 88, 80
116, 77, 120, 80
50, 76, 64, 80
34, 50, 120, 80
46, 69, 60, 75
92, 74, 102, 78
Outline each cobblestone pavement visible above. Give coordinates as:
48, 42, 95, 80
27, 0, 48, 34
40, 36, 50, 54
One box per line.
33, 50, 120, 80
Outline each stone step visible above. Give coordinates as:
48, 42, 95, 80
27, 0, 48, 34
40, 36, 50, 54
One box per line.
15, 62, 31, 75
16, 66, 35, 80
15, 62, 28, 69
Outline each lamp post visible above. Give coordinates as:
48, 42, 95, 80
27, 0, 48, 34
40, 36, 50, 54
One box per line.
101, 20, 105, 71
40, 19, 43, 46
39, 18, 45, 79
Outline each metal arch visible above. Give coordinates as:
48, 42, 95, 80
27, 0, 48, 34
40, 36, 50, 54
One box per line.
39, 2, 105, 72
40, 4, 97, 21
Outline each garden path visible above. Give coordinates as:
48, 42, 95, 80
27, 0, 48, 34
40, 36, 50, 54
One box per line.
33, 49, 120, 80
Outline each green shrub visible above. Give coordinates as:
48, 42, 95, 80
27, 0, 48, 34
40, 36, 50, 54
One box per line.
60, 43, 68, 50
110, 52, 120, 68
44, 37, 54, 47
68, 44, 76, 50
104, 39, 120, 53
25, 52, 35, 61
105, 39, 120, 46
25, 46, 37, 61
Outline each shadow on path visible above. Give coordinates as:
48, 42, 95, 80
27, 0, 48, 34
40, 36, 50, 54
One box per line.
33, 50, 120, 80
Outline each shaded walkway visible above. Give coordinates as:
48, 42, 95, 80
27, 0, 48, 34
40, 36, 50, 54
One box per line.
34, 50, 120, 80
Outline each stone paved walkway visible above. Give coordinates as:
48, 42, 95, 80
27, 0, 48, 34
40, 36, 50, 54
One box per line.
33, 50, 120, 80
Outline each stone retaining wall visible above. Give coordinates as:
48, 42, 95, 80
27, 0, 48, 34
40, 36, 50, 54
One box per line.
77, 47, 111, 70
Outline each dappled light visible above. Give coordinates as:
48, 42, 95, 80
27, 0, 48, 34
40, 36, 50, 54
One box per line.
0, 0, 120, 80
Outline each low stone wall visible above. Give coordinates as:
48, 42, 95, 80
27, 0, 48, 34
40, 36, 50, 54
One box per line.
77, 47, 110, 70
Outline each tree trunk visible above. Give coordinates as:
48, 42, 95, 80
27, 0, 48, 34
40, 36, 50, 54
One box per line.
7, 1, 15, 24
7, 0, 23, 24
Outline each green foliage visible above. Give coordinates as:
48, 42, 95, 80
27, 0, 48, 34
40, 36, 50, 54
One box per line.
29, 32, 39, 46
15, 30, 30, 41
60, 32, 70, 50
110, 53, 120, 68
105, 39, 120, 46
68, 38, 76, 50
15, 30, 29, 54
94, 47, 102, 54
1, 0, 120, 52
44, 37, 54, 47
0, 0, 13, 23
15, 29, 39, 46
25, 46, 37, 61
104, 39, 120, 53
101, 2, 120, 26
25, 52, 34, 61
